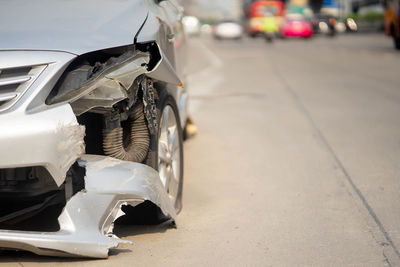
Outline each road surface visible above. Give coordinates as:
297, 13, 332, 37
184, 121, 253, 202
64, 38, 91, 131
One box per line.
1, 33, 400, 266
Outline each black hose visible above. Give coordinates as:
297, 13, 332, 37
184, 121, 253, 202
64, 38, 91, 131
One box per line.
103, 104, 150, 162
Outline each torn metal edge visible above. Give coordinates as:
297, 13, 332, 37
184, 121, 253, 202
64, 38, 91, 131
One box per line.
0, 155, 176, 258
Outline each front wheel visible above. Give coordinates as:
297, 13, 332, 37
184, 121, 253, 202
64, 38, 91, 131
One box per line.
149, 93, 184, 213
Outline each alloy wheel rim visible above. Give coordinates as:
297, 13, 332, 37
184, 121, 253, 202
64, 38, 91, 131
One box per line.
158, 105, 180, 205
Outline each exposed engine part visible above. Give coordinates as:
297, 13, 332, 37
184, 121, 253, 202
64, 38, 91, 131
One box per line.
100, 76, 158, 163
141, 78, 158, 135
103, 103, 150, 163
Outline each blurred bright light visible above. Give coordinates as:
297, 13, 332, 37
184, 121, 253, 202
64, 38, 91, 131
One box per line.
215, 22, 243, 39
335, 22, 346, 33
346, 18, 358, 31
183, 16, 199, 27
319, 21, 329, 33
183, 16, 201, 36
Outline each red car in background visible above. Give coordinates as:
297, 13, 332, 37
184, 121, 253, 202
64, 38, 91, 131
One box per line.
281, 14, 313, 38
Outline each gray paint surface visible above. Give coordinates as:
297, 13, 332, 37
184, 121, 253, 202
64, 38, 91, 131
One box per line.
0, 0, 149, 54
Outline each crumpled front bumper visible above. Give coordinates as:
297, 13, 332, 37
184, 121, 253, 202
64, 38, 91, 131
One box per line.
0, 104, 85, 187
0, 155, 176, 258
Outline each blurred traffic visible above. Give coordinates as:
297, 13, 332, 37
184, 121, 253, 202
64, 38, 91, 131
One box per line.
177, 1, 400, 266
181, 0, 398, 48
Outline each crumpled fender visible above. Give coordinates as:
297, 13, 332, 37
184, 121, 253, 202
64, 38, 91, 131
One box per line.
147, 45, 181, 86
0, 155, 176, 258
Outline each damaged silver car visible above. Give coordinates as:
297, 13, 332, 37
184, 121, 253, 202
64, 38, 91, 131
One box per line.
0, 0, 189, 258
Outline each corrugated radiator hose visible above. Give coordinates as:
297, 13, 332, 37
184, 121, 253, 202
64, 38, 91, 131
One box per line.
102, 103, 150, 163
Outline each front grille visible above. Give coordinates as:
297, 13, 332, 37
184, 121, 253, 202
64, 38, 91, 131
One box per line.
0, 65, 46, 111
0, 166, 57, 196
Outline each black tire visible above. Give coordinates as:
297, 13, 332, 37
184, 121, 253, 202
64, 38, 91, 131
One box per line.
147, 90, 184, 213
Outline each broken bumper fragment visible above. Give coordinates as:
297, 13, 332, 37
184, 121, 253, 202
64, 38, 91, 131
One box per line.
0, 104, 85, 187
0, 155, 176, 258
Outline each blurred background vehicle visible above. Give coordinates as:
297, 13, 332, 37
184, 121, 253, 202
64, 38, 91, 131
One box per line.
213, 20, 244, 40
245, 0, 285, 37
183, 15, 201, 36
281, 13, 313, 38
262, 14, 280, 41
384, 0, 400, 49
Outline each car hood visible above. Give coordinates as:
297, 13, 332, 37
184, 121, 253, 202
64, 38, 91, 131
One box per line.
0, 0, 148, 55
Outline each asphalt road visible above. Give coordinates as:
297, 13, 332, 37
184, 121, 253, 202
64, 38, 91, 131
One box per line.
2, 33, 400, 266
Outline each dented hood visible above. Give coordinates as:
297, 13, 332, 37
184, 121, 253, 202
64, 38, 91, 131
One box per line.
0, 0, 149, 55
